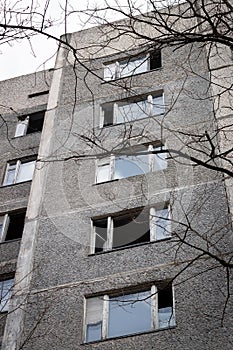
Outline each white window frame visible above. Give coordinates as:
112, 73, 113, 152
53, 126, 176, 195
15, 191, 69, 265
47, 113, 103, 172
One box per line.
15, 116, 29, 137
95, 144, 167, 184
104, 54, 149, 81
84, 284, 175, 342
0, 278, 14, 313
100, 93, 164, 128
0, 214, 10, 242
90, 205, 171, 254
3, 159, 36, 186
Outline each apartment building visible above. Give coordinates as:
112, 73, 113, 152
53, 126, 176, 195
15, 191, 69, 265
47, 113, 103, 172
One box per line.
0, 9, 233, 350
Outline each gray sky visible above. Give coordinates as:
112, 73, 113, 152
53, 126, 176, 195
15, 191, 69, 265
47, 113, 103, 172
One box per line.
0, 0, 150, 81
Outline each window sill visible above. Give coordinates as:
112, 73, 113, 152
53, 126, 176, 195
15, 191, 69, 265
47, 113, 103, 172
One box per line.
88, 236, 172, 256
101, 67, 163, 84
0, 238, 22, 245
99, 112, 164, 129
0, 180, 32, 188
12, 131, 42, 139
93, 179, 119, 186
81, 325, 176, 345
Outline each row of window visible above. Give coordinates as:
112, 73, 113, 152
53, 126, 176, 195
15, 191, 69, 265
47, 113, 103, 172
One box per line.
0, 278, 175, 343
84, 284, 174, 343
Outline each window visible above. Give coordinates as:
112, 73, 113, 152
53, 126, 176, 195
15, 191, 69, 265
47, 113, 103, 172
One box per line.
96, 144, 167, 183
15, 111, 45, 137
91, 206, 170, 254
100, 93, 164, 127
3, 158, 36, 186
0, 278, 14, 312
0, 210, 26, 242
104, 50, 161, 81
84, 284, 174, 342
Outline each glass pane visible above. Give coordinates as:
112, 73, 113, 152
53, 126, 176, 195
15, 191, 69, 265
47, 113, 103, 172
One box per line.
0, 224, 3, 241
102, 104, 114, 127
120, 56, 148, 77
17, 160, 35, 183
158, 286, 174, 328
114, 153, 149, 179
104, 63, 116, 81
86, 322, 102, 342
0, 279, 14, 313
108, 291, 151, 338
15, 120, 28, 137
94, 219, 108, 253
112, 210, 150, 248
117, 99, 147, 124
156, 208, 170, 240
153, 146, 167, 171
152, 95, 164, 115
96, 163, 110, 183
158, 307, 174, 329
4, 164, 16, 185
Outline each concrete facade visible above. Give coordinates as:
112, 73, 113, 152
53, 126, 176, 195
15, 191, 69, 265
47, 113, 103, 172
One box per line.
0, 9, 233, 350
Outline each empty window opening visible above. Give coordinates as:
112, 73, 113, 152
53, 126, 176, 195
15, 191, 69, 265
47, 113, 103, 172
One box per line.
0, 210, 26, 242
15, 111, 45, 137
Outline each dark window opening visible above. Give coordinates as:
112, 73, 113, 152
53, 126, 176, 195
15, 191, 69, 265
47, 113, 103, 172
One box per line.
102, 104, 114, 127
112, 210, 150, 249
5, 211, 26, 241
158, 285, 173, 309
94, 219, 108, 253
27, 111, 45, 134
28, 90, 49, 98
150, 50, 162, 70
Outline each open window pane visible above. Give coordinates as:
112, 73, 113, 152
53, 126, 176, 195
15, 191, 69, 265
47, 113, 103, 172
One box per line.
94, 219, 108, 253
86, 297, 103, 342
158, 286, 174, 328
17, 160, 36, 183
0, 279, 14, 312
108, 291, 151, 338
152, 95, 164, 115
112, 210, 150, 249
96, 163, 110, 183
156, 208, 170, 240
104, 63, 116, 81
4, 164, 16, 185
153, 146, 167, 171
15, 118, 28, 137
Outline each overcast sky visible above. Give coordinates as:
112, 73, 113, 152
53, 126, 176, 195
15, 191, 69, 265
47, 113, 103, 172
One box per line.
0, 0, 151, 81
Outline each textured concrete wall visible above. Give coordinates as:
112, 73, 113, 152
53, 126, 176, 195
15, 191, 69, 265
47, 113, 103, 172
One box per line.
2, 25, 233, 350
